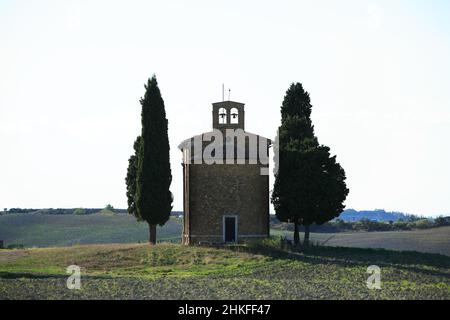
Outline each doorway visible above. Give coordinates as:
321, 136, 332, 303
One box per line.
223, 216, 237, 243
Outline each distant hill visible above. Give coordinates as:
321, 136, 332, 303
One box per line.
338, 209, 417, 222
269, 209, 422, 223
1, 212, 449, 255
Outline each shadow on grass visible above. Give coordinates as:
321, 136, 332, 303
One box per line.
0, 272, 68, 280
303, 245, 450, 268
221, 241, 450, 277
0, 272, 116, 280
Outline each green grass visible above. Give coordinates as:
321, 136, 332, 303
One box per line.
0, 243, 267, 279
0, 242, 449, 300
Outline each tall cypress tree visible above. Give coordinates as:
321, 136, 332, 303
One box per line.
134, 75, 173, 245
272, 83, 349, 246
125, 136, 141, 217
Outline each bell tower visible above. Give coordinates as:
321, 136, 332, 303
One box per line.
212, 101, 245, 131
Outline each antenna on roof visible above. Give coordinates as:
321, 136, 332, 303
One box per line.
222, 84, 224, 102
228, 88, 231, 101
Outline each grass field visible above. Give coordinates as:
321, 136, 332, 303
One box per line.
0, 242, 449, 300
1, 214, 449, 257
272, 227, 450, 256
0, 213, 182, 247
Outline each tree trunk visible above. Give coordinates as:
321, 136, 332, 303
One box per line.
304, 224, 310, 247
149, 224, 157, 245
293, 222, 300, 245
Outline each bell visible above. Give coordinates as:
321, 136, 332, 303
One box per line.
231, 112, 238, 119
219, 113, 226, 119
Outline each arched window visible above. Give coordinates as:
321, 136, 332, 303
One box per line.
219, 108, 227, 124
230, 108, 239, 124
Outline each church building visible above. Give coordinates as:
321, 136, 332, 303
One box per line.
178, 100, 271, 245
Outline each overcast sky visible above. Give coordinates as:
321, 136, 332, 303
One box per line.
1, 0, 449, 216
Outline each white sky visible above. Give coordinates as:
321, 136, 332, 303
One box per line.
1, 0, 449, 216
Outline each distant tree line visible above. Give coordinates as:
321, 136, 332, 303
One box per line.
271, 216, 450, 233
0, 208, 183, 216
3, 206, 127, 215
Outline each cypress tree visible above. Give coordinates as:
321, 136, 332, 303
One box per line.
272, 83, 349, 246
134, 75, 173, 245
125, 136, 141, 217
